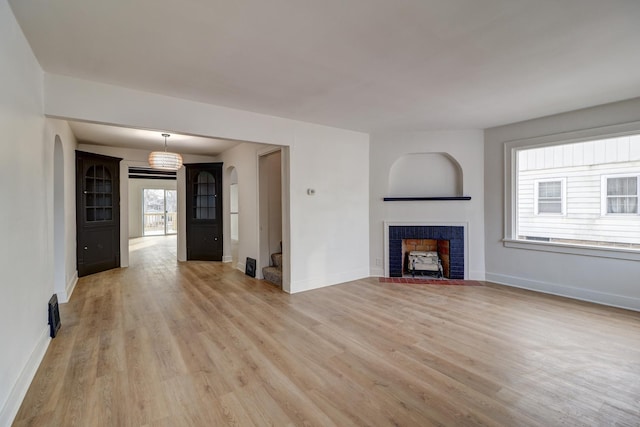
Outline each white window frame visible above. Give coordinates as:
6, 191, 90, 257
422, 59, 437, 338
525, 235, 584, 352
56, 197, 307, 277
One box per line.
503, 120, 640, 261
601, 174, 639, 216
534, 178, 566, 216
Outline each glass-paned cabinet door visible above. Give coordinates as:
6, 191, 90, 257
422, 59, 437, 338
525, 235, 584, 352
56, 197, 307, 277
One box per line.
85, 165, 113, 222
193, 171, 216, 219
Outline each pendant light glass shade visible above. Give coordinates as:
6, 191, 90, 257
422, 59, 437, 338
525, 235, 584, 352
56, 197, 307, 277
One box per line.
148, 151, 183, 170
149, 133, 183, 170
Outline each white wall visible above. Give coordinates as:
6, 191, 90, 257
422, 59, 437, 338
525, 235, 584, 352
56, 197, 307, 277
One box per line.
0, 3, 52, 424
46, 119, 78, 302
216, 142, 265, 275
128, 178, 177, 238
388, 153, 462, 197
259, 149, 283, 267
288, 131, 369, 292
369, 131, 486, 280
44, 75, 371, 294
485, 97, 640, 311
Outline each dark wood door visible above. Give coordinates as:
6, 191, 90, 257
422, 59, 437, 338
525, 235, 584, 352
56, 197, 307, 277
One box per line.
76, 151, 121, 277
186, 163, 223, 261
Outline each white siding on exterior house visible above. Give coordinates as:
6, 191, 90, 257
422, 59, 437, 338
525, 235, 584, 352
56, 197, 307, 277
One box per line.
519, 135, 640, 170
517, 135, 640, 246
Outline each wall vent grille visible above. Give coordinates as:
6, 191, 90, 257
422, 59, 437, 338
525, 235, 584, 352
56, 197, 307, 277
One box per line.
128, 167, 177, 180
48, 294, 61, 338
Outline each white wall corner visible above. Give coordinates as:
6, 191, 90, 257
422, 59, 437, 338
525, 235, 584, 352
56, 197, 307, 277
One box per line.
0, 326, 50, 427
370, 267, 384, 277
222, 256, 233, 263
485, 272, 640, 312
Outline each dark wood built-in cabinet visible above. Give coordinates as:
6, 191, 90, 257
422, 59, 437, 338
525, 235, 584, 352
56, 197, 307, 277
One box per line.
76, 151, 121, 277
185, 163, 223, 261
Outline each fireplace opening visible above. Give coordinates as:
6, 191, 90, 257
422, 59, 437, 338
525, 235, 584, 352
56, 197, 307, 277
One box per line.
402, 239, 450, 278
388, 225, 464, 279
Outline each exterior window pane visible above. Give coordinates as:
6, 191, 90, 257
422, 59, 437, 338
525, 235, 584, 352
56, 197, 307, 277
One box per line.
514, 134, 640, 250
607, 177, 638, 214
537, 181, 562, 214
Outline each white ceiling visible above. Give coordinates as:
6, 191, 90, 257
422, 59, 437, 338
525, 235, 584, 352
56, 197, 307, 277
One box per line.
67, 122, 240, 156
9, 0, 640, 136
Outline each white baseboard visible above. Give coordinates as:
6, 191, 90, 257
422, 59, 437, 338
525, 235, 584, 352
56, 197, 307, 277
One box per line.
222, 256, 232, 263
485, 272, 640, 312
290, 266, 370, 294
57, 271, 78, 303
0, 326, 51, 426
236, 262, 246, 273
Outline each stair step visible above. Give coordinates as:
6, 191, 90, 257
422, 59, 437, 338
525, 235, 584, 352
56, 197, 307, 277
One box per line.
262, 266, 282, 286
271, 252, 283, 268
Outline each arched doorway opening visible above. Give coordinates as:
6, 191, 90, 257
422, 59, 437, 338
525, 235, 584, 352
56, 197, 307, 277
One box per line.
227, 166, 239, 267
53, 135, 66, 299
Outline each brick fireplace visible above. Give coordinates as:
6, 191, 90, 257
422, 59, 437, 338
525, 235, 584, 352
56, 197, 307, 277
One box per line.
385, 224, 466, 279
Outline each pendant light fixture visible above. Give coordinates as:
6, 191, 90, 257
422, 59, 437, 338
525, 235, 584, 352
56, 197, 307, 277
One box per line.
149, 133, 183, 170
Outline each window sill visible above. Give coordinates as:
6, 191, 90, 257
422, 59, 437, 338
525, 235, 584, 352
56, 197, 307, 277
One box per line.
383, 196, 471, 201
503, 239, 640, 261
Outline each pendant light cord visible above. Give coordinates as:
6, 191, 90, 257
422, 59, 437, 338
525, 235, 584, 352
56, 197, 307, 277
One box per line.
162, 133, 170, 152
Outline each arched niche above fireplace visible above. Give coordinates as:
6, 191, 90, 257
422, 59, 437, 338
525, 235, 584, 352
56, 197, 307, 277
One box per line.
387, 152, 465, 200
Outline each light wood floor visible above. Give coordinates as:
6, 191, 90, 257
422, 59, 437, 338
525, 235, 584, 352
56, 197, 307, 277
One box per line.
14, 236, 640, 426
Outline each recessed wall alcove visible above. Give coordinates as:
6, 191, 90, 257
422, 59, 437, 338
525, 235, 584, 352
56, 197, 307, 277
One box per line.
386, 152, 468, 200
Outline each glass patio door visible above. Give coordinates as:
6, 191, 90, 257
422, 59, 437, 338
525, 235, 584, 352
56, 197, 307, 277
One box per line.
143, 189, 177, 236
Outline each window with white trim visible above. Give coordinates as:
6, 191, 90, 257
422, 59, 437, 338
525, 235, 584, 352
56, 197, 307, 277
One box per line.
603, 175, 638, 214
506, 129, 640, 254
535, 179, 565, 215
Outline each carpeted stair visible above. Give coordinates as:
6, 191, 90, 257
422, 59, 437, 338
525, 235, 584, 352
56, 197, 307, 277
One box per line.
262, 252, 282, 286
